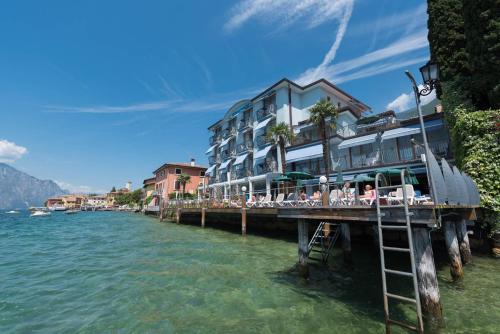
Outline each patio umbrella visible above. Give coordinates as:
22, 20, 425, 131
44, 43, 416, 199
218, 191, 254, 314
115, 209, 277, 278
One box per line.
368, 167, 419, 185
274, 175, 293, 182
285, 171, 314, 181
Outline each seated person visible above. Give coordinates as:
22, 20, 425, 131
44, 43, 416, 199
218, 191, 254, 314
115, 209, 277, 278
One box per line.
341, 182, 351, 198
299, 189, 308, 201
360, 184, 376, 200
312, 190, 321, 200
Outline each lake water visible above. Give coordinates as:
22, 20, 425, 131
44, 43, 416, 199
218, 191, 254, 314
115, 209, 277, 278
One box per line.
0, 211, 498, 333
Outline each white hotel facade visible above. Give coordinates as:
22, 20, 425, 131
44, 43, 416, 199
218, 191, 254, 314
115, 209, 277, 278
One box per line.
204, 78, 449, 198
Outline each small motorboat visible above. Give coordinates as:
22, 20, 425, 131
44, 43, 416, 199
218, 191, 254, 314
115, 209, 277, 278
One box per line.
65, 209, 79, 215
30, 210, 51, 217
6, 210, 20, 214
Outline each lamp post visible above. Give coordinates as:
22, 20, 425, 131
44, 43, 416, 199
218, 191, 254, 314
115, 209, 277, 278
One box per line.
241, 186, 247, 209
405, 61, 440, 204
319, 175, 329, 206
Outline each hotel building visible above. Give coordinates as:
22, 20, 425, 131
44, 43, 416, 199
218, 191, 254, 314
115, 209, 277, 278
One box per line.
205, 78, 449, 198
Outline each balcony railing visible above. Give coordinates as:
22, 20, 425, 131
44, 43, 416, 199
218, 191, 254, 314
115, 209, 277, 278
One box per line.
256, 104, 276, 122
209, 135, 222, 145
208, 155, 221, 165
255, 135, 271, 148
221, 149, 236, 160
236, 168, 253, 179
255, 161, 278, 175
236, 142, 253, 154
222, 127, 237, 139
239, 118, 253, 130
336, 118, 401, 139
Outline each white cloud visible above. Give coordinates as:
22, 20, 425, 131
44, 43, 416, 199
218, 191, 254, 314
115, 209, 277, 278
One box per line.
387, 93, 412, 112
0, 140, 28, 163
386, 84, 437, 112
45, 101, 176, 114
55, 180, 105, 194
297, 31, 429, 84
224, 0, 353, 32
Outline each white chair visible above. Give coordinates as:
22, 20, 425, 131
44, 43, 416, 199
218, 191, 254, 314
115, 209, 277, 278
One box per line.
388, 185, 415, 205
283, 193, 298, 207
329, 189, 344, 206
274, 193, 285, 207
259, 194, 273, 207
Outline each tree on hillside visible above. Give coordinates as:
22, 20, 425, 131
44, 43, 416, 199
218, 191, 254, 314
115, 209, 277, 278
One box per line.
463, 0, 500, 109
266, 122, 294, 174
308, 100, 338, 185
177, 174, 191, 199
427, 0, 470, 101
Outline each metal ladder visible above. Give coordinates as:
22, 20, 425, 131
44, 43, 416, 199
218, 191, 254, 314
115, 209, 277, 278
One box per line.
308, 222, 340, 263
375, 169, 424, 334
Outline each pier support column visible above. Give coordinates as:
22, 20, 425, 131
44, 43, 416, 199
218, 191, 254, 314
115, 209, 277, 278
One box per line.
340, 223, 352, 266
241, 208, 247, 236
201, 208, 206, 228
298, 218, 309, 279
176, 208, 181, 224
412, 227, 443, 325
443, 219, 464, 280
456, 219, 472, 265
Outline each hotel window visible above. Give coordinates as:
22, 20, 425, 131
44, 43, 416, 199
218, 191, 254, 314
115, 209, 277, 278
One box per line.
174, 181, 180, 190
175, 168, 182, 175
200, 171, 205, 177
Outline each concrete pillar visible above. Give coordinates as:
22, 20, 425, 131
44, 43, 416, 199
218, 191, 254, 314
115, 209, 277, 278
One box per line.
266, 175, 271, 196
298, 218, 309, 279
176, 208, 181, 224
241, 208, 247, 236
249, 180, 254, 199
340, 223, 352, 266
443, 220, 464, 280
456, 219, 472, 264
412, 227, 443, 325
201, 208, 206, 228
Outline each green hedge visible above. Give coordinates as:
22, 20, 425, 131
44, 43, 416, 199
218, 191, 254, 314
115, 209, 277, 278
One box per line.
450, 107, 500, 234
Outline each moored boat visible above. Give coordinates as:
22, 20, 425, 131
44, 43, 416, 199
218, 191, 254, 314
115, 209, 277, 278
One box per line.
30, 210, 51, 217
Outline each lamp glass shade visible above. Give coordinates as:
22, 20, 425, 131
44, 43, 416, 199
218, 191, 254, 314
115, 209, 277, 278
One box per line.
241, 186, 247, 192
419, 61, 439, 83
429, 63, 439, 81
319, 176, 328, 184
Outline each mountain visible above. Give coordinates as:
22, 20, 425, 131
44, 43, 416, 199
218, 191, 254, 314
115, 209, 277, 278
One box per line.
0, 163, 67, 209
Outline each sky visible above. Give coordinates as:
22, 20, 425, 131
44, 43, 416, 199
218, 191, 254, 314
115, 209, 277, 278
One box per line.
0, 0, 433, 194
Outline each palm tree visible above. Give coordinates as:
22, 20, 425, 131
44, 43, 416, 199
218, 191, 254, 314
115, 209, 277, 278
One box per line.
308, 100, 338, 185
176, 173, 191, 199
266, 122, 295, 173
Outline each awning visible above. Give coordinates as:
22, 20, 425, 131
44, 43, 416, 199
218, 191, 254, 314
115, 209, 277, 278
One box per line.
234, 153, 248, 165
220, 137, 231, 147
205, 144, 218, 155
286, 143, 323, 163
254, 145, 272, 161
205, 165, 216, 175
338, 133, 377, 150
219, 159, 232, 170
409, 118, 443, 130
254, 117, 272, 131
381, 127, 420, 141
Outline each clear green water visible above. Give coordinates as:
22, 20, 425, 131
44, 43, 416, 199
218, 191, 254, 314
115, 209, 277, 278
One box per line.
0, 211, 498, 333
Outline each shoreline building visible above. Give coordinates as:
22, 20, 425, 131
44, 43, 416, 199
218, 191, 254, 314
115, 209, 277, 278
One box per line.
152, 160, 207, 200
205, 78, 449, 198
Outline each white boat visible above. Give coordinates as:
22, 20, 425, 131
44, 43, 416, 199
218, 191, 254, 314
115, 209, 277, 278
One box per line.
49, 205, 67, 211
65, 209, 79, 214
6, 210, 20, 214
30, 210, 51, 217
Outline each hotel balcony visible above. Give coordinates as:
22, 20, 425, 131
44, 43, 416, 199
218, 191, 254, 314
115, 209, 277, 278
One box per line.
235, 168, 253, 179
222, 127, 237, 139
208, 155, 221, 165
239, 117, 253, 131
256, 104, 276, 122
221, 149, 236, 161
236, 142, 253, 154
209, 135, 221, 145
255, 161, 278, 175
255, 135, 271, 148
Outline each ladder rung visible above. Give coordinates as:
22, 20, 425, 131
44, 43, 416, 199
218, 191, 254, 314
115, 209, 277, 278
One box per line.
387, 318, 419, 331
380, 225, 407, 230
383, 246, 410, 253
379, 204, 406, 208
384, 269, 414, 277
386, 293, 417, 304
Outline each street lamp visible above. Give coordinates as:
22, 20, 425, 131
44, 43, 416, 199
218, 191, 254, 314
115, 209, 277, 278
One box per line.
319, 175, 329, 206
405, 61, 440, 204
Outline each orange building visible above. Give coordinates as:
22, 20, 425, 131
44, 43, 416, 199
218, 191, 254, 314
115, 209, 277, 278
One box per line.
153, 159, 207, 199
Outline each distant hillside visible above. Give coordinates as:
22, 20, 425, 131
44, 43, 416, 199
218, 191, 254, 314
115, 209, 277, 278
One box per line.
0, 163, 67, 209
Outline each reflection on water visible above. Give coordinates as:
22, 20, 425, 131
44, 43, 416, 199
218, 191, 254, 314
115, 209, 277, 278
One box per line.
0, 211, 498, 333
